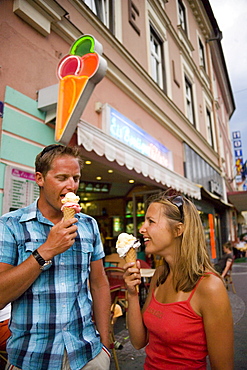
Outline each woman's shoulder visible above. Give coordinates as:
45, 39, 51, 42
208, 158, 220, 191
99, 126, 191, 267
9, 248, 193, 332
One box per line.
196, 273, 228, 302
193, 273, 230, 316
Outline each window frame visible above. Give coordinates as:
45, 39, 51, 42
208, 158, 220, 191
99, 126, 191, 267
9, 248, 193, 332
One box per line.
206, 107, 214, 148
185, 75, 195, 125
198, 37, 206, 70
83, 0, 114, 33
178, 0, 187, 35
149, 24, 165, 91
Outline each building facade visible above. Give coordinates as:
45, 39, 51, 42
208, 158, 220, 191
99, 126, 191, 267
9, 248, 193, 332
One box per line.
0, 0, 236, 260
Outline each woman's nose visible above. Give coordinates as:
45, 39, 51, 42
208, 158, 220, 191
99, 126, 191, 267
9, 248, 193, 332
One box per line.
139, 223, 145, 234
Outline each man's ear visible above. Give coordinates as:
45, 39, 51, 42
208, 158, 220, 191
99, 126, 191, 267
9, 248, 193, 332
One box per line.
35, 172, 44, 187
175, 222, 184, 238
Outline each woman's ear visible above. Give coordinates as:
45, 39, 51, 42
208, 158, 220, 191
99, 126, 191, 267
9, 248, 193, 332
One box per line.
175, 222, 184, 238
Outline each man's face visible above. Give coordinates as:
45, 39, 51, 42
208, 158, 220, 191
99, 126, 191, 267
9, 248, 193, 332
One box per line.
36, 155, 81, 213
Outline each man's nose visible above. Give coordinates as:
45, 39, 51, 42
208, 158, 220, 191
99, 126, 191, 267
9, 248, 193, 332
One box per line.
66, 177, 76, 191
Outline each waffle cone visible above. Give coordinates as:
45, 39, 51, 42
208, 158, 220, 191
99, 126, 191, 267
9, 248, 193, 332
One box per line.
125, 247, 139, 292
124, 247, 137, 267
63, 207, 76, 220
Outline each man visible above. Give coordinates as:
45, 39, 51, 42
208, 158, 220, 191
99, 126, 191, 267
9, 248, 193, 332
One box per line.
0, 144, 111, 370
214, 241, 234, 278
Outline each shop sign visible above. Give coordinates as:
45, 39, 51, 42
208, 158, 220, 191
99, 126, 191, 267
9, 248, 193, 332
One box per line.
105, 105, 173, 170
232, 130, 245, 185
55, 35, 107, 144
209, 179, 222, 197
0, 101, 4, 118
3, 166, 39, 214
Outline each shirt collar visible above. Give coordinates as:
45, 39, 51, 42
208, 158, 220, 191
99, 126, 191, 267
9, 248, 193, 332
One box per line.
19, 199, 53, 226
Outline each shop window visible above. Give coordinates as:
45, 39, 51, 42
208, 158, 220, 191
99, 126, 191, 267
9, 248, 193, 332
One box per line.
150, 25, 165, 90
206, 108, 214, 148
83, 0, 114, 33
178, 0, 187, 35
185, 76, 195, 125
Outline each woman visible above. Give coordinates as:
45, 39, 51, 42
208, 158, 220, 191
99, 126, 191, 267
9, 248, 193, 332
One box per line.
123, 192, 233, 369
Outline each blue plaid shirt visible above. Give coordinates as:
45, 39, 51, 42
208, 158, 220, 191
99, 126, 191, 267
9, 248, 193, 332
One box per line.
0, 201, 105, 370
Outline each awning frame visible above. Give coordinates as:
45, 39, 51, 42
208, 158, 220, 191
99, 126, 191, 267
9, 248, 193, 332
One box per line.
77, 121, 201, 199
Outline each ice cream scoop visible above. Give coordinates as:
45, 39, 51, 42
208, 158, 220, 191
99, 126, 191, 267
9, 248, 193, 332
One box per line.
116, 233, 141, 292
116, 233, 141, 259
61, 192, 81, 219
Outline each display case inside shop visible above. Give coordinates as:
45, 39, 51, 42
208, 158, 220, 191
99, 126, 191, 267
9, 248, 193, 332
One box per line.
125, 198, 145, 236
125, 189, 161, 236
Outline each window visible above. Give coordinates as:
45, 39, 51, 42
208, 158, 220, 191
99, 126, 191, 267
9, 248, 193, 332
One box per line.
178, 0, 187, 34
150, 25, 165, 90
206, 108, 214, 148
83, 0, 114, 33
199, 38, 206, 70
185, 76, 195, 125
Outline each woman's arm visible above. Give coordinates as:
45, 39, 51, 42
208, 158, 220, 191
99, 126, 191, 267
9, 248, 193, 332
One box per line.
198, 274, 234, 370
123, 260, 148, 349
123, 262, 161, 349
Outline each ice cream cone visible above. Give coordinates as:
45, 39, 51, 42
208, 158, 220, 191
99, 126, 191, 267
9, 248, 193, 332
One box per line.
55, 75, 89, 142
125, 247, 139, 293
63, 207, 76, 220
124, 247, 137, 267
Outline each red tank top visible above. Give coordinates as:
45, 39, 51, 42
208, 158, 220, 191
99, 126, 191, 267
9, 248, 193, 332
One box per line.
143, 276, 209, 369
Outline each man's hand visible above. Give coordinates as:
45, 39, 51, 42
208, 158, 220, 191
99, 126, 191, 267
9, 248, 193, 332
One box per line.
38, 218, 78, 260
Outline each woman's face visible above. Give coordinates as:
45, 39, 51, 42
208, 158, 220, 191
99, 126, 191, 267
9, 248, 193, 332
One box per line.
139, 202, 179, 256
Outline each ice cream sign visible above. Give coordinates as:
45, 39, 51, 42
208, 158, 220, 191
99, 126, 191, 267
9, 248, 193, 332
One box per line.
55, 35, 107, 144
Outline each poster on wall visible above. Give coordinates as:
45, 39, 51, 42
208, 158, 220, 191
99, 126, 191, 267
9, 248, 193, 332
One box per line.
3, 166, 39, 214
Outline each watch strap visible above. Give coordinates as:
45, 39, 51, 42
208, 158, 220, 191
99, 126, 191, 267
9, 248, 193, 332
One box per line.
32, 249, 46, 266
32, 249, 52, 271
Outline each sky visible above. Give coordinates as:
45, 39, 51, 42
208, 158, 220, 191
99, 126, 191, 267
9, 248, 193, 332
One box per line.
209, 0, 247, 164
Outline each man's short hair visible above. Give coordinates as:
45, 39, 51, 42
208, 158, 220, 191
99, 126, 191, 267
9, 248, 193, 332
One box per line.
35, 144, 84, 177
223, 241, 232, 251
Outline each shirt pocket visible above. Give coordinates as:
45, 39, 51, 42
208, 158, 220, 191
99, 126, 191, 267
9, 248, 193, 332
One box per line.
72, 241, 94, 282
22, 241, 39, 262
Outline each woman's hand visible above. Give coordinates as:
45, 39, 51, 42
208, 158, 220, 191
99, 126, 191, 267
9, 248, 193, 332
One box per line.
123, 259, 148, 349
123, 260, 141, 295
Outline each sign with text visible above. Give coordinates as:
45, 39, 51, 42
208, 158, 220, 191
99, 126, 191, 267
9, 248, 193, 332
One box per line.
232, 130, 245, 185
3, 166, 39, 214
104, 105, 173, 170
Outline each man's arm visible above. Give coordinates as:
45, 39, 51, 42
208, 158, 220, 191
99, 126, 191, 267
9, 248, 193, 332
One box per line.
89, 259, 111, 349
221, 259, 232, 278
0, 260, 42, 309
0, 218, 78, 308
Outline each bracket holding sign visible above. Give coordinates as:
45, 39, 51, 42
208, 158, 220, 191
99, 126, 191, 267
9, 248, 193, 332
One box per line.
55, 35, 107, 144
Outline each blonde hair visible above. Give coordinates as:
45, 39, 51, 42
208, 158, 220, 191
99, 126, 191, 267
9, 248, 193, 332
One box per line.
147, 192, 216, 292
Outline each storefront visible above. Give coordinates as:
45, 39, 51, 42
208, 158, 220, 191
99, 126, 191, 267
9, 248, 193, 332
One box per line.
75, 107, 201, 251
1, 85, 227, 262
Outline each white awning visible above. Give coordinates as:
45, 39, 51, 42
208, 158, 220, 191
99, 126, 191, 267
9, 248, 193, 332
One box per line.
77, 121, 201, 199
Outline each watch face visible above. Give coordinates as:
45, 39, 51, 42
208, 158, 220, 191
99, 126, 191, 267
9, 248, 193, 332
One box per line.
40, 261, 52, 271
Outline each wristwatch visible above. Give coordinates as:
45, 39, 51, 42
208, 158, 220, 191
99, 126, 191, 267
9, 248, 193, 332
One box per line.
32, 249, 52, 271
